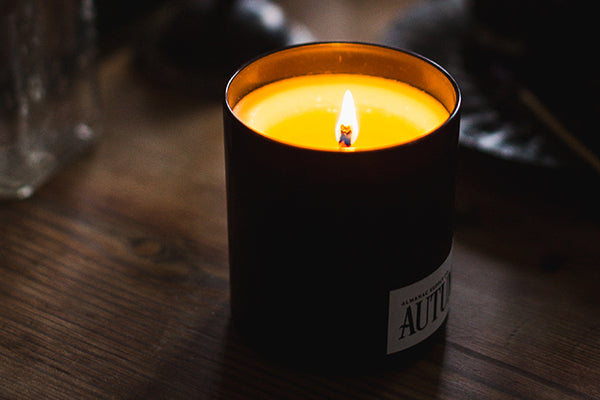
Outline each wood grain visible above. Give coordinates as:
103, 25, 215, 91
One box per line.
1, 12, 600, 399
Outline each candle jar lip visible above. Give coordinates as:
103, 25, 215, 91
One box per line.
225, 41, 461, 153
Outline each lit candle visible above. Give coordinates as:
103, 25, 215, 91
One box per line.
233, 74, 449, 151
223, 43, 460, 367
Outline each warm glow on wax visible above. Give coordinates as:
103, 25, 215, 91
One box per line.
232, 74, 450, 151
336, 90, 359, 147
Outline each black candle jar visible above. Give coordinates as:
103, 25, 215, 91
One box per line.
223, 42, 460, 366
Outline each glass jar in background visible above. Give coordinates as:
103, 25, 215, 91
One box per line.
1, 0, 101, 199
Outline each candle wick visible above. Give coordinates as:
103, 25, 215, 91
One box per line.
339, 124, 353, 147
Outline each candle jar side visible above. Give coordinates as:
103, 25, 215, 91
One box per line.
227, 42, 458, 116
224, 43, 460, 367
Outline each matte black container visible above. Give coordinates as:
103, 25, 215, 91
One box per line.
224, 43, 460, 367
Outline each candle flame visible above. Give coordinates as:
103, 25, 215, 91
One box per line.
336, 90, 359, 147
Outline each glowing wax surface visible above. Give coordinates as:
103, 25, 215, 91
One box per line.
232, 74, 450, 151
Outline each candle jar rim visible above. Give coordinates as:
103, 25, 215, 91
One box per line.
225, 41, 461, 153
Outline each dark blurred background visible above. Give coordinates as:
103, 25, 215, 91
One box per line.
95, 0, 599, 218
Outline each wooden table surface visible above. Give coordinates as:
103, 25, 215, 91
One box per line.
2, 2, 600, 399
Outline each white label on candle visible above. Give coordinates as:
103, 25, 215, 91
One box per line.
387, 251, 452, 355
